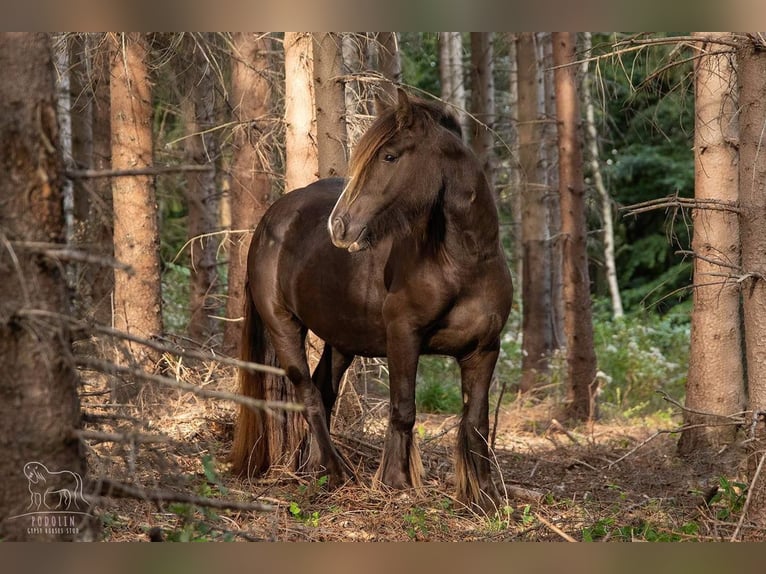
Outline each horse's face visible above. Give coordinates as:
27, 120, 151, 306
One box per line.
329, 90, 446, 252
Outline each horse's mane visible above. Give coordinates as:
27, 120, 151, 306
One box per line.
346, 96, 462, 197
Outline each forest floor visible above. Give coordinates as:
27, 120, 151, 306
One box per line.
79, 354, 764, 543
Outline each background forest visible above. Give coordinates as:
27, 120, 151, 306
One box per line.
1, 32, 765, 542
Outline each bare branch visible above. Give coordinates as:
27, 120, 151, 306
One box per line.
75, 355, 303, 414
622, 195, 741, 217
66, 164, 214, 179
18, 308, 285, 376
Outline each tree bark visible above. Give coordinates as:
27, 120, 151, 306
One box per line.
313, 33, 348, 179
109, 32, 163, 392
517, 32, 553, 392
678, 32, 743, 457
179, 33, 221, 343
376, 32, 401, 101
439, 32, 467, 135
284, 32, 318, 192
737, 34, 766, 528
0, 32, 88, 541
552, 32, 597, 421
223, 32, 274, 354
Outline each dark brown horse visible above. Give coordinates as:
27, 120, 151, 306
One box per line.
231, 89, 513, 510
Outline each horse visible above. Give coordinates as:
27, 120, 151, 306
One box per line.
231, 88, 513, 510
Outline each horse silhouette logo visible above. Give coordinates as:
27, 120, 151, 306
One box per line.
23, 461, 86, 511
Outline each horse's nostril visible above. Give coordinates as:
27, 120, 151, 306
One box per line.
331, 217, 345, 240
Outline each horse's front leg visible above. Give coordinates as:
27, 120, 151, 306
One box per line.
374, 322, 424, 491
456, 346, 501, 511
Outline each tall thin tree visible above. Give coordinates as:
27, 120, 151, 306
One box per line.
470, 32, 495, 184
224, 32, 274, 353
109, 32, 163, 388
552, 32, 597, 420
313, 32, 348, 178
179, 33, 221, 342
517, 32, 553, 392
284, 32, 318, 192
678, 32, 744, 456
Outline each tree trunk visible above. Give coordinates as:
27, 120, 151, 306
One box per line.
439, 32, 467, 135
552, 32, 597, 421
470, 32, 495, 184
737, 35, 766, 528
179, 33, 221, 343
678, 32, 744, 457
72, 33, 115, 326
284, 32, 318, 192
376, 32, 401, 101
109, 32, 163, 393
581, 32, 624, 320
223, 32, 274, 354
0, 32, 88, 541
540, 33, 565, 351
313, 32, 348, 179
517, 32, 553, 392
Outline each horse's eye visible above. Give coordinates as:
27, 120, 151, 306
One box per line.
383, 153, 398, 163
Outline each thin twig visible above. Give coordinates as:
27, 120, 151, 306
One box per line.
731, 449, 766, 542
93, 477, 273, 512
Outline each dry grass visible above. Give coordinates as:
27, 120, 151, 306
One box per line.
77, 344, 765, 542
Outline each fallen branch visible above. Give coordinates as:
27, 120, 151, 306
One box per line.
76, 356, 303, 414
71, 428, 171, 445
93, 477, 272, 513
534, 512, 576, 542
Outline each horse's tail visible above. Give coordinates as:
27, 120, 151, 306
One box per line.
230, 283, 305, 477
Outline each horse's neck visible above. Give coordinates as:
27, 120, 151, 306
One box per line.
441, 176, 500, 258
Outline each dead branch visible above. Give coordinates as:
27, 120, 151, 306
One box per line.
534, 512, 576, 542
622, 195, 740, 217
659, 390, 748, 423
75, 355, 303, 414
93, 477, 273, 513
18, 308, 285, 377
11, 241, 133, 272
66, 165, 214, 179
676, 250, 742, 272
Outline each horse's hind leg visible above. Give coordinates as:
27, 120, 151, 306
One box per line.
268, 319, 352, 485
456, 347, 502, 511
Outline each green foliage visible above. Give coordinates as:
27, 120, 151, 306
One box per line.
707, 477, 747, 521
593, 308, 689, 417
416, 357, 463, 413
403, 506, 429, 540
162, 261, 191, 334
590, 33, 695, 313
399, 33, 441, 96
581, 517, 699, 542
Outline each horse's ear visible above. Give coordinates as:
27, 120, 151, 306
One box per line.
395, 88, 414, 129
